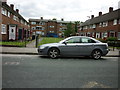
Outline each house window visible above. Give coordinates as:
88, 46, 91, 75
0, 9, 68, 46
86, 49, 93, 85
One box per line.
32, 27, 36, 30
42, 32, 44, 35
102, 32, 107, 39
110, 31, 115, 37
41, 27, 44, 30
50, 26, 54, 28
99, 23, 102, 27
8, 11, 10, 17
1, 8, 7, 16
92, 24, 96, 28
103, 22, 108, 27
1, 24, 7, 34
113, 19, 117, 25
39, 22, 45, 25
31, 22, 36, 25
96, 33, 100, 38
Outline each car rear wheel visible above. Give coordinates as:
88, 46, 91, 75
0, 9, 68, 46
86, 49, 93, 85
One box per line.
48, 48, 59, 59
92, 50, 102, 60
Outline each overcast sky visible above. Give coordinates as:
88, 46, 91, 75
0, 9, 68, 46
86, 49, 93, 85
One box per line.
7, 0, 120, 22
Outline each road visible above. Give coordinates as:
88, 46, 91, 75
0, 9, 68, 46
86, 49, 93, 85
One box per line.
2, 54, 118, 88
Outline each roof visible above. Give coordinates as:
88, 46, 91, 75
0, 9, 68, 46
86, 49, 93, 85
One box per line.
2, 2, 29, 24
81, 9, 120, 26
29, 19, 73, 24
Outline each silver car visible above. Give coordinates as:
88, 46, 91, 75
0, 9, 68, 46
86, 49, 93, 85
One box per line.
38, 36, 109, 60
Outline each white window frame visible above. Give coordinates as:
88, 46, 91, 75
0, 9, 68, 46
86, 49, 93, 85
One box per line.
103, 21, 108, 27
102, 32, 107, 39
1, 8, 7, 16
8, 11, 10, 17
31, 22, 36, 25
99, 23, 102, 27
96, 32, 100, 38
50, 26, 55, 28
1, 24, 7, 34
92, 24, 96, 28
113, 19, 117, 25
32, 27, 35, 30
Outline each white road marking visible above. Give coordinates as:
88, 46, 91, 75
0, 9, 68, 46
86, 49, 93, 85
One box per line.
82, 81, 111, 88
4, 61, 20, 65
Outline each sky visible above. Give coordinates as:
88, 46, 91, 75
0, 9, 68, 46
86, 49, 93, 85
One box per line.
7, 0, 120, 22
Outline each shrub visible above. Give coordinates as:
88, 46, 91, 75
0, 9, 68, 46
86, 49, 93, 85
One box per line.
106, 37, 117, 41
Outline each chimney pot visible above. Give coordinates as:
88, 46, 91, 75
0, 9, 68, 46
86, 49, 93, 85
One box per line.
10, 4, 14, 10
41, 17, 43, 20
109, 7, 113, 12
91, 15, 94, 19
99, 12, 102, 16
61, 18, 64, 21
16, 9, 19, 13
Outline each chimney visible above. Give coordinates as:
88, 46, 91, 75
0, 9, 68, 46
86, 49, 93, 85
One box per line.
99, 12, 102, 16
91, 15, 94, 19
109, 7, 113, 12
10, 4, 14, 10
16, 9, 19, 13
41, 17, 43, 20
61, 18, 64, 21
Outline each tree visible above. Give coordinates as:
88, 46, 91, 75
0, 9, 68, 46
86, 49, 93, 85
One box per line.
64, 22, 74, 37
74, 21, 80, 33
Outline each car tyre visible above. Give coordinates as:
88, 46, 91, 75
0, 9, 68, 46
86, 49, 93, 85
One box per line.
48, 48, 60, 59
92, 50, 102, 60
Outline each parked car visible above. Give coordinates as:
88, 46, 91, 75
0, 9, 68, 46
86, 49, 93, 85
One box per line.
38, 36, 109, 60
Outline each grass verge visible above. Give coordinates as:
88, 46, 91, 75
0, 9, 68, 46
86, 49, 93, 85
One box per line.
38, 37, 63, 46
0, 41, 29, 47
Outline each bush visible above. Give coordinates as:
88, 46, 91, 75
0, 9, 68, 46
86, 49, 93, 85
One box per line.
106, 37, 117, 41
97, 38, 107, 43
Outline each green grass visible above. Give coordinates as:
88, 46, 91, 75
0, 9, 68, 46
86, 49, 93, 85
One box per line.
0, 41, 29, 47
38, 37, 64, 46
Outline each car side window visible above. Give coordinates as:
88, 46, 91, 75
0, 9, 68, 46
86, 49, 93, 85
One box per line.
66, 37, 80, 43
81, 38, 96, 43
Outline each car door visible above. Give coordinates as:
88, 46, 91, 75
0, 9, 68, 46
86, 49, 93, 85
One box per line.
78, 37, 95, 56
60, 37, 81, 56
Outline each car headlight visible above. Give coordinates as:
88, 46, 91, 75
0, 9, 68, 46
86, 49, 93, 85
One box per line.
39, 46, 47, 49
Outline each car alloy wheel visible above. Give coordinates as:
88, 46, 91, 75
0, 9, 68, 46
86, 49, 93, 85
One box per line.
48, 48, 59, 59
92, 50, 102, 60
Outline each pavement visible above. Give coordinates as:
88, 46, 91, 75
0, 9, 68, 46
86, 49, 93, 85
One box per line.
0, 39, 120, 57
0, 47, 119, 57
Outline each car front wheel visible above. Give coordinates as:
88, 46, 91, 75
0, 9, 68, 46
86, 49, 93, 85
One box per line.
92, 50, 102, 60
48, 48, 60, 59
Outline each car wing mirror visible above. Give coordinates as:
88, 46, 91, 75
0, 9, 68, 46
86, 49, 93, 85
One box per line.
63, 41, 67, 45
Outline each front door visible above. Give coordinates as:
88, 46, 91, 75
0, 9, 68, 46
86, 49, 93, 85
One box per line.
9, 25, 16, 40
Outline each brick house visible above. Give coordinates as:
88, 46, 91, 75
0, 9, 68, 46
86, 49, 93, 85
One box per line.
0, 1, 31, 41
79, 7, 120, 40
29, 17, 69, 38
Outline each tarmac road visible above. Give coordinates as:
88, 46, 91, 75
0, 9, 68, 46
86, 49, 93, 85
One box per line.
2, 54, 118, 88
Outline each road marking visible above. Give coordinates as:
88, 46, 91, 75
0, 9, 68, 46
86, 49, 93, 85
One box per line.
82, 81, 111, 88
4, 62, 20, 65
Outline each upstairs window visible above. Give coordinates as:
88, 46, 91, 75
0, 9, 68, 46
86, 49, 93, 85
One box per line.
8, 11, 10, 17
103, 22, 108, 27
50, 26, 54, 28
1, 8, 7, 16
113, 19, 117, 25
99, 23, 102, 27
92, 24, 96, 28
31, 22, 36, 25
